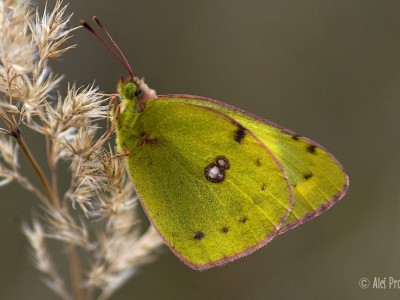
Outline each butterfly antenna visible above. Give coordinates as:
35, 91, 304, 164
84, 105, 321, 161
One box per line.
80, 18, 135, 78
92, 16, 135, 79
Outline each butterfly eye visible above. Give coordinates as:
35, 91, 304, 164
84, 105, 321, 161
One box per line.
123, 82, 138, 100
134, 88, 142, 97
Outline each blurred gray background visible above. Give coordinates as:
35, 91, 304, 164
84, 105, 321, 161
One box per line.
1, 0, 399, 299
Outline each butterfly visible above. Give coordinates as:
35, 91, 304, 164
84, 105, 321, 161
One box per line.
82, 17, 349, 270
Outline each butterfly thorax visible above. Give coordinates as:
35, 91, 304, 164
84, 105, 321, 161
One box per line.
116, 77, 157, 154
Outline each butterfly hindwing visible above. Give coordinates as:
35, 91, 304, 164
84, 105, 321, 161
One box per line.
116, 99, 293, 269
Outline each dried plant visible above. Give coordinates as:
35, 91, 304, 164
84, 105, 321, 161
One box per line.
0, 1, 163, 299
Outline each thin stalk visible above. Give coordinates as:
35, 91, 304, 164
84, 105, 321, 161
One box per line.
46, 135, 60, 207
14, 131, 59, 208
86, 285, 95, 300
67, 246, 84, 300
15, 130, 84, 300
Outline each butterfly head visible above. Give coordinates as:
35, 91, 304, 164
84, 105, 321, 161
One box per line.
118, 76, 157, 111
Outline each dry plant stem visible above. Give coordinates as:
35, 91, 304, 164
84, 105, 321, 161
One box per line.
46, 136, 60, 207
86, 284, 94, 300
14, 130, 84, 300
13, 131, 59, 207
67, 246, 84, 300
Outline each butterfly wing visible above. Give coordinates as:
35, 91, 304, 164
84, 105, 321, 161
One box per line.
157, 95, 349, 234
117, 99, 293, 270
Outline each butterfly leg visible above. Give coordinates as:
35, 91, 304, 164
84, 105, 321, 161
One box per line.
93, 94, 120, 151
111, 149, 130, 159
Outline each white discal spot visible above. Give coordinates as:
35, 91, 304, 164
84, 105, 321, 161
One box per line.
208, 165, 223, 180
217, 158, 227, 168
204, 156, 229, 183
216, 156, 230, 170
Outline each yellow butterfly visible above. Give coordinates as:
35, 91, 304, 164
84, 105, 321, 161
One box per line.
82, 17, 349, 270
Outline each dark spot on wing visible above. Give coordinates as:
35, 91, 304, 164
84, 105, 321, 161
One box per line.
261, 183, 267, 191
221, 226, 229, 233
194, 231, 205, 240
306, 144, 317, 154
255, 158, 262, 166
292, 134, 301, 140
216, 156, 230, 170
239, 216, 248, 223
319, 203, 330, 211
138, 132, 159, 146
234, 125, 246, 143
204, 163, 225, 183
303, 172, 314, 180
204, 156, 229, 183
